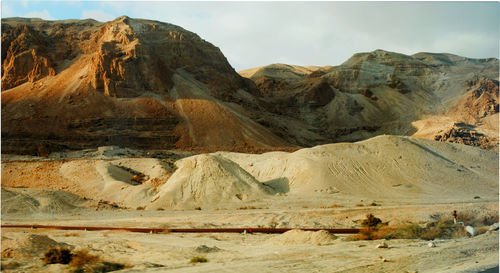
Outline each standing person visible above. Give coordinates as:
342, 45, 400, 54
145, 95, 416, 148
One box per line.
453, 210, 457, 224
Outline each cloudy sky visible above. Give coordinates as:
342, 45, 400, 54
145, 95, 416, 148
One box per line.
2, 1, 499, 71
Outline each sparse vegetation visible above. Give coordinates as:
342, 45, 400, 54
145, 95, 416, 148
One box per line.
42, 247, 125, 272
190, 256, 208, 263
42, 247, 73, 264
361, 214, 383, 228
69, 249, 99, 268
349, 211, 497, 241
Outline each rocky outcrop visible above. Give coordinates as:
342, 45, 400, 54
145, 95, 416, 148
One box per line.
1, 24, 56, 89
1, 17, 286, 155
240, 49, 498, 149
433, 123, 498, 151
2, 17, 498, 154
448, 77, 499, 123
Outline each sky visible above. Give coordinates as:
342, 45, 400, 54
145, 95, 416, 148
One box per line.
2, 1, 499, 71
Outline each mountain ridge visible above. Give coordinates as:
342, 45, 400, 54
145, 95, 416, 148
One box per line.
1, 17, 498, 155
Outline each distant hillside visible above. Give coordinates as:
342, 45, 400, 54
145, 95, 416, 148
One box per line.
1, 17, 498, 155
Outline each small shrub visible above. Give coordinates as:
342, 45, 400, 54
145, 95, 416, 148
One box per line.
331, 204, 344, 208
136, 206, 145, 210
190, 256, 208, 263
361, 214, 383, 228
421, 219, 456, 240
194, 207, 202, 210
355, 203, 364, 207
69, 250, 99, 268
379, 223, 424, 240
370, 202, 379, 206
42, 247, 73, 264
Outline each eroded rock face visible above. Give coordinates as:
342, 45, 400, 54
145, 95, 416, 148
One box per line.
1, 24, 56, 89
240, 50, 499, 149
448, 78, 499, 123
2, 17, 499, 154
434, 123, 498, 151
1, 17, 285, 155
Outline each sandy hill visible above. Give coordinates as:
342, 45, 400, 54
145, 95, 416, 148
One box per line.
2, 135, 498, 212
1, 17, 498, 155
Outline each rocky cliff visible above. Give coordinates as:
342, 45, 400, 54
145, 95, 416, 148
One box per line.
1, 16, 286, 155
2, 17, 498, 155
240, 50, 499, 150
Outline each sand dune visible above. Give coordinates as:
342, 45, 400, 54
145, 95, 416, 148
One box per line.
216, 135, 498, 202
149, 154, 274, 209
2, 135, 497, 210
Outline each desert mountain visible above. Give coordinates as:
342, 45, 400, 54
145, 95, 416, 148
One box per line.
241, 51, 499, 151
2, 17, 498, 155
1, 16, 287, 155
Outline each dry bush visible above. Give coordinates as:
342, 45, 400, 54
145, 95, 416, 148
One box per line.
355, 204, 364, 207
377, 223, 424, 240
331, 204, 344, 208
361, 214, 383, 228
421, 219, 459, 240
42, 247, 73, 264
348, 214, 472, 241
136, 206, 145, 210
460, 210, 499, 226
42, 247, 126, 273
69, 250, 99, 268
190, 256, 208, 263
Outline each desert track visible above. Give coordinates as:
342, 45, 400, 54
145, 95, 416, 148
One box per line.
1, 224, 360, 234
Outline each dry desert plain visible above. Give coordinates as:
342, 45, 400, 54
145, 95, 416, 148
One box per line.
1, 136, 499, 273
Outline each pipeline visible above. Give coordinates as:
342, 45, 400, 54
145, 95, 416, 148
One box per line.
1, 224, 360, 234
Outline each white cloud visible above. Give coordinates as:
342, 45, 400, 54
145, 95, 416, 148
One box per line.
81, 10, 115, 22
23, 10, 54, 20
2, 3, 15, 17
12, 2, 497, 71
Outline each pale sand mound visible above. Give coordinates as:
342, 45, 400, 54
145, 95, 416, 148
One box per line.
266, 229, 337, 246
216, 135, 499, 202
2, 157, 172, 209
1, 234, 72, 259
148, 154, 274, 209
1, 187, 88, 215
